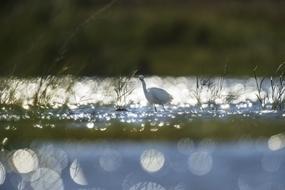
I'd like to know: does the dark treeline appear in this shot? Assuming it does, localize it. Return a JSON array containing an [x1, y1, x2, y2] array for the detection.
[[0, 0, 285, 76]]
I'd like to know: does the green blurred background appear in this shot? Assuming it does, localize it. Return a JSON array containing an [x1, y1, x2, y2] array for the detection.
[[1, 0, 285, 76]]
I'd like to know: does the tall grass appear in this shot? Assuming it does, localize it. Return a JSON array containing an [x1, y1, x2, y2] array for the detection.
[[113, 70, 137, 111], [1, 65, 285, 111], [192, 76, 203, 106], [253, 64, 285, 110], [32, 76, 58, 107], [31, 75, 77, 108], [192, 64, 237, 106], [0, 77, 21, 106]]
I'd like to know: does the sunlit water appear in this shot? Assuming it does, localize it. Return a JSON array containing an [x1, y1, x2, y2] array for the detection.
[[0, 76, 284, 126], [1, 76, 285, 189]]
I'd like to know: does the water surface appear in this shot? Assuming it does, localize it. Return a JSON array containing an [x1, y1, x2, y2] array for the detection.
[[1, 76, 285, 190]]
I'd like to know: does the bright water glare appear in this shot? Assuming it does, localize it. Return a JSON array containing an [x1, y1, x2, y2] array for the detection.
[[0, 76, 284, 126], [1, 76, 285, 190]]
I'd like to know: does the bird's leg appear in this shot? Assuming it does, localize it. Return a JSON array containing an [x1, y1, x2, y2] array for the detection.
[[153, 105, 157, 112], [162, 104, 166, 111]]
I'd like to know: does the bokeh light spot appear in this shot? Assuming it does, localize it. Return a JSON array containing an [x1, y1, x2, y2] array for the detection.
[[140, 149, 165, 173], [188, 151, 213, 176], [268, 133, 285, 151], [86, 122, 95, 129], [31, 168, 64, 190], [129, 181, 166, 190], [177, 138, 194, 155], [0, 161, 5, 185], [12, 149, 38, 174], [99, 148, 122, 172], [70, 159, 88, 186]]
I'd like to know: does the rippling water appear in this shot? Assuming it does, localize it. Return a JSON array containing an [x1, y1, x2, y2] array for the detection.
[[1, 76, 285, 190], [0, 76, 284, 124]]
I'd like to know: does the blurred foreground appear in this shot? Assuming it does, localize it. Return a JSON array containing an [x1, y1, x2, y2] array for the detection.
[[1, 139, 285, 190]]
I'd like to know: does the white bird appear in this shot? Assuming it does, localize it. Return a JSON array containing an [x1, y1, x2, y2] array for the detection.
[[139, 75, 173, 111]]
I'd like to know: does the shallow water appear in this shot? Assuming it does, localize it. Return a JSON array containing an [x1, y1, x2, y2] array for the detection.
[[1, 76, 285, 190], [0, 76, 282, 107], [0, 76, 285, 125]]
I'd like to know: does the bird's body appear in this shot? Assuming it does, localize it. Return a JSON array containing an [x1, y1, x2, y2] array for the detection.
[[139, 75, 173, 111]]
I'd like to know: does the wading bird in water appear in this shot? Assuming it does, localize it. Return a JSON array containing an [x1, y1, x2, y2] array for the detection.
[[139, 75, 173, 111]]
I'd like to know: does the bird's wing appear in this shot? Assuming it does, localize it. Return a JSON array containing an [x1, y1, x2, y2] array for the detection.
[[148, 87, 173, 103]]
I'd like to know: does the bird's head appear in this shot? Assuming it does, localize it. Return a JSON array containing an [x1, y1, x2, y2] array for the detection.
[[138, 75, 144, 81]]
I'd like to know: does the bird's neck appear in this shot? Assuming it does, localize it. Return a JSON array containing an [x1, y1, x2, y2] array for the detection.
[[141, 80, 148, 95]]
